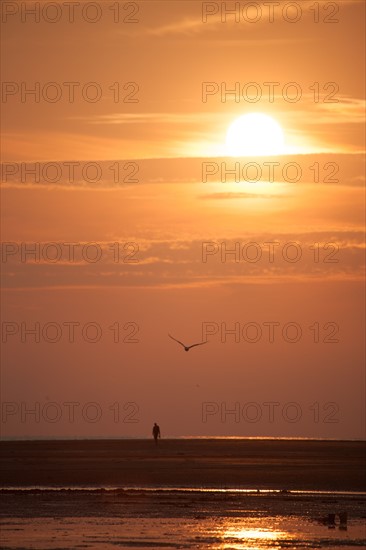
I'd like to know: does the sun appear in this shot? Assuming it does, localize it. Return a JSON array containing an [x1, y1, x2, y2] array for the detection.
[[226, 113, 285, 157]]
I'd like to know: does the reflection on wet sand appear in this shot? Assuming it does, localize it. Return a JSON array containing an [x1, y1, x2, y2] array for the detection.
[[1, 488, 365, 549], [214, 518, 292, 549], [1, 515, 365, 549], [211, 516, 364, 549]]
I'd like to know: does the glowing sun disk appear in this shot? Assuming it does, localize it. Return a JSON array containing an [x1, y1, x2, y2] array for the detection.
[[226, 113, 285, 156]]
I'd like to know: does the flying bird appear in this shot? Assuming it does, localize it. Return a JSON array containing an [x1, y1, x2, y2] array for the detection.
[[168, 334, 208, 352]]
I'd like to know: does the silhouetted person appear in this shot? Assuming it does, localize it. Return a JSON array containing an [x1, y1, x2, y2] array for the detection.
[[152, 422, 161, 445]]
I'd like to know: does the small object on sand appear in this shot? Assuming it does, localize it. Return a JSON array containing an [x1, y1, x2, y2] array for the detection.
[[339, 511, 348, 530], [327, 513, 336, 528]]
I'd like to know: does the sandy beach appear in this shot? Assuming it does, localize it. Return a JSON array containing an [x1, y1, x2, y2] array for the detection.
[[1, 439, 365, 491]]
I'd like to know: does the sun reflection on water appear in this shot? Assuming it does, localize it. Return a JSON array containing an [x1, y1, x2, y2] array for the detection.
[[213, 518, 294, 549], [225, 528, 284, 540]]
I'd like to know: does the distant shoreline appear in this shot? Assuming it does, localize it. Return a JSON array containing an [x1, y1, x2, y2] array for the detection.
[[1, 436, 365, 442]]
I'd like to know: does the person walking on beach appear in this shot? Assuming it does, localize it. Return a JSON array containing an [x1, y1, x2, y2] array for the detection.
[[152, 423, 161, 445]]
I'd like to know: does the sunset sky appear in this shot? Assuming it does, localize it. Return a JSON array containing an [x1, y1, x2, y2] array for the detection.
[[1, 0, 365, 439]]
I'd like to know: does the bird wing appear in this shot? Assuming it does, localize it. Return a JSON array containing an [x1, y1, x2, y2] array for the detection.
[[168, 334, 186, 348], [187, 341, 208, 350]]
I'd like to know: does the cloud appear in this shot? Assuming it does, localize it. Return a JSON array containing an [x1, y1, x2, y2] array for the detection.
[[200, 192, 288, 200], [147, 17, 210, 37], [83, 113, 220, 125], [297, 98, 366, 125], [1, 153, 364, 188], [128, 0, 364, 39], [2, 231, 364, 289]]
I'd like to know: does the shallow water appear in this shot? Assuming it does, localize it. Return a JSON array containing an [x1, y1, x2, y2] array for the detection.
[[1, 516, 365, 549], [0, 488, 365, 549]]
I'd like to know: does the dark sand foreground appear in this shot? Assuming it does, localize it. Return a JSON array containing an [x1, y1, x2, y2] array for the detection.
[[1, 439, 365, 491]]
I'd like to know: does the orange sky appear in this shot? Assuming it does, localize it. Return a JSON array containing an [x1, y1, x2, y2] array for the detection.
[[1, 0, 365, 439]]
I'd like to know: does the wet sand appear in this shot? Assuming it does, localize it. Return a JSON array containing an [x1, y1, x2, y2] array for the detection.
[[1, 439, 365, 491], [1, 514, 365, 550], [1, 486, 365, 549], [1, 440, 365, 549]]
